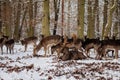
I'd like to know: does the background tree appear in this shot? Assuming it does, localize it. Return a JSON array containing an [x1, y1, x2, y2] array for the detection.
[[77, 0, 85, 39], [87, 0, 95, 39], [14, 0, 21, 41], [0, 1, 2, 34], [2, 0, 12, 38], [61, 0, 64, 36], [53, 0, 60, 35], [113, 0, 119, 37], [103, 0, 117, 39], [42, 0, 50, 37], [27, 0, 34, 37], [66, 0, 71, 37], [102, 0, 108, 39], [95, 0, 100, 37]]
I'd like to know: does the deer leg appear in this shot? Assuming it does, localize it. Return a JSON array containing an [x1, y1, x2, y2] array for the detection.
[[44, 46, 47, 57], [9, 47, 11, 54], [6, 47, 8, 54], [33, 48, 37, 56], [1, 46, 3, 54], [24, 45, 27, 52], [115, 49, 118, 59]]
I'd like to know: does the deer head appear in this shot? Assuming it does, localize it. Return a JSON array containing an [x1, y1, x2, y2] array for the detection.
[[33, 35, 62, 56], [21, 36, 38, 52]]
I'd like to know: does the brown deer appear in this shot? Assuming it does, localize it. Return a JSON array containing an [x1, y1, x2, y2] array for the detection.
[[51, 43, 63, 57], [33, 35, 62, 56], [97, 39, 120, 59], [60, 47, 86, 61], [21, 36, 38, 52], [5, 39, 15, 54], [82, 37, 101, 58], [0, 35, 9, 54]]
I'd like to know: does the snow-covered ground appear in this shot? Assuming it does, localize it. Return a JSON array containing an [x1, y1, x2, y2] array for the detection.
[[0, 43, 120, 80]]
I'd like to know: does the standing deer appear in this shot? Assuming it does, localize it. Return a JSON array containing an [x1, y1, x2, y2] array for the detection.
[[0, 35, 8, 54], [5, 39, 15, 54], [33, 35, 62, 56], [21, 36, 38, 52]]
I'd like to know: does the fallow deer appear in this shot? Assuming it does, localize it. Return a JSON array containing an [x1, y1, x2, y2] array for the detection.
[[60, 47, 86, 61], [5, 39, 15, 54], [21, 36, 38, 52], [97, 39, 120, 59], [0, 35, 8, 54], [82, 37, 101, 58], [51, 43, 63, 57], [33, 35, 62, 56], [63, 34, 83, 50]]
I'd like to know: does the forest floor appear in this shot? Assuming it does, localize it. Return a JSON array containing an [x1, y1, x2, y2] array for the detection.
[[0, 44, 120, 80]]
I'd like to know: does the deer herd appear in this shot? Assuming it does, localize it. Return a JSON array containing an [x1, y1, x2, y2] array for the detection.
[[0, 34, 120, 61]]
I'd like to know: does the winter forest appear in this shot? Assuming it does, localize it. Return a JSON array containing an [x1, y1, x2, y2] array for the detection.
[[0, 0, 120, 40], [0, 0, 120, 80]]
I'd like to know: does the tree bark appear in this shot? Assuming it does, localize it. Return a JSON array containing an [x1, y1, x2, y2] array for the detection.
[[103, 0, 117, 39], [87, 0, 94, 39], [42, 0, 50, 37], [102, 0, 108, 39], [77, 0, 85, 39], [28, 0, 34, 37], [53, 0, 60, 35]]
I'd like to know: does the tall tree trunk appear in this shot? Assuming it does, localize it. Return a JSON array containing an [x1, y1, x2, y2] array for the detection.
[[103, 0, 117, 39], [61, 0, 64, 36], [95, 0, 100, 37], [14, 0, 21, 41], [53, 0, 60, 35], [113, 1, 119, 37], [87, 0, 94, 39], [67, 0, 71, 37], [77, 0, 85, 39], [0, 1, 2, 33], [42, 0, 50, 37], [102, 0, 108, 39], [19, 5, 27, 39], [3, 0, 12, 37], [28, 0, 34, 37], [33, 1, 37, 30], [118, 0, 120, 38]]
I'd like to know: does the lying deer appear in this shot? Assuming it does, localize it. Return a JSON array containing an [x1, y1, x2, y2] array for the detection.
[[60, 47, 86, 61], [21, 36, 38, 52], [51, 34, 84, 58], [33, 35, 62, 56], [5, 39, 15, 54]]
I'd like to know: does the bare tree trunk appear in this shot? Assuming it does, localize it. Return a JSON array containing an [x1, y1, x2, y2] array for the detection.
[[0, 1, 2, 33], [19, 4, 27, 39], [14, 0, 21, 41], [118, 0, 120, 38], [2, 0, 12, 38], [102, 0, 108, 39], [42, 0, 50, 37], [103, 0, 117, 39], [113, 1, 119, 38], [77, 0, 85, 39], [87, 0, 94, 39], [61, 0, 64, 36], [67, 0, 71, 37], [95, 0, 100, 38], [53, 0, 60, 35], [28, 0, 34, 37]]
